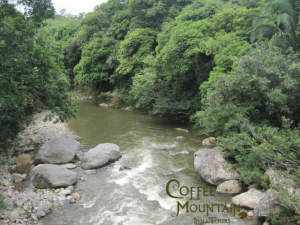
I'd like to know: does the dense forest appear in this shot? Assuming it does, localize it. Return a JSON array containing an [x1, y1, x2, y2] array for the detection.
[[1, 0, 300, 223]]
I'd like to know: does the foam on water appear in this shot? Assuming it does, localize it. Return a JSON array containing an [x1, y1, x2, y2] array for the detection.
[[81, 196, 100, 209]]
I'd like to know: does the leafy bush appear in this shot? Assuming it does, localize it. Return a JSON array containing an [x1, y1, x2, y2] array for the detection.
[[192, 45, 300, 136], [97, 90, 127, 108]]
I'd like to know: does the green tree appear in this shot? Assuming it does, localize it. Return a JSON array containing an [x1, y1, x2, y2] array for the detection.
[[74, 35, 117, 91], [117, 28, 157, 77], [251, 0, 299, 50], [0, 0, 76, 150], [192, 44, 300, 136]]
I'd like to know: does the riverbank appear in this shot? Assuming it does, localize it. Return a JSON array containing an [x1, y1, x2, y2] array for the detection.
[[0, 111, 78, 224]]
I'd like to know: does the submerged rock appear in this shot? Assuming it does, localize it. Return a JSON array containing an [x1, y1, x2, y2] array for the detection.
[[119, 166, 131, 171], [31, 164, 78, 188], [34, 136, 80, 164], [175, 128, 189, 133], [194, 147, 238, 185], [81, 143, 122, 169], [99, 103, 108, 107], [15, 154, 32, 165], [176, 136, 185, 140]]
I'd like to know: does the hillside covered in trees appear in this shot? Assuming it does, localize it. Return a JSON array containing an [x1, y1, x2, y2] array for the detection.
[[1, 0, 300, 223]]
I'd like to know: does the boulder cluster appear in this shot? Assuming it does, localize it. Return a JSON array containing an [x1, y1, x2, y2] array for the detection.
[[0, 112, 122, 224], [194, 141, 299, 224]]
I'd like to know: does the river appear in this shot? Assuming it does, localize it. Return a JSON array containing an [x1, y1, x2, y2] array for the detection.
[[41, 100, 262, 225]]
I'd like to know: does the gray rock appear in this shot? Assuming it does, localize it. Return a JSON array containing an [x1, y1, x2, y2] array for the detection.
[[146, 200, 161, 210], [194, 147, 238, 185], [4, 198, 15, 209], [31, 214, 38, 221], [266, 168, 297, 194], [9, 211, 19, 222], [60, 190, 71, 195], [34, 136, 80, 164], [232, 188, 266, 209], [35, 211, 46, 218], [7, 158, 15, 165], [247, 211, 254, 217], [11, 173, 27, 183], [119, 166, 131, 171], [217, 180, 243, 194], [31, 164, 78, 188], [254, 189, 278, 217], [31, 200, 39, 208], [15, 199, 25, 207], [81, 143, 122, 169], [58, 196, 66, 202], [15, 208, 25, 216], [71, 193, 78, 200], [60, 163, 78, 169], [66, 186, 74, 193], [20, 145, 35, 152], [38, 203, 52, 215], [202, 137, 217, 147]]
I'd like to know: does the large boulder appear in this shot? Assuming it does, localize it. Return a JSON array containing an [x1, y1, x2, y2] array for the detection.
[[194, 147, 238, 185], [232, 188, 266, 209], [217, 180, 243, 194], [254, 189, 278, 217], [31, 164, 78, 188], [266, 167, 298, 194], [81, 143, 121, 169], [34, 136, 80, 164]]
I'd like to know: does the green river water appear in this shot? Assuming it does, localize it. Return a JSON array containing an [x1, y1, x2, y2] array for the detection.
[[41, 100, 263, 225]]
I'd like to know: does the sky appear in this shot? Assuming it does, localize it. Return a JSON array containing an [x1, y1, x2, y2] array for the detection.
[[51, 0, 109, 15]]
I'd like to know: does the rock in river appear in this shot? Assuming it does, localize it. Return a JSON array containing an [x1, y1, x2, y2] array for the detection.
[[31, 164, 78, 188], [15, 154, 32, 165], [232, 188, 266, 209], [81, 143, 122, 169], [194, 146, 238, 186], [11, 173, 27, 183], [34, 136, 80, 164], [217, 180, 243, 194], [202, 137, 217, 147], [254, 189, 278, 217]]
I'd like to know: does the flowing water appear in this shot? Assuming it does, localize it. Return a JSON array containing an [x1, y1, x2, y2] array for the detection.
[[41, 100, 262, 225]]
